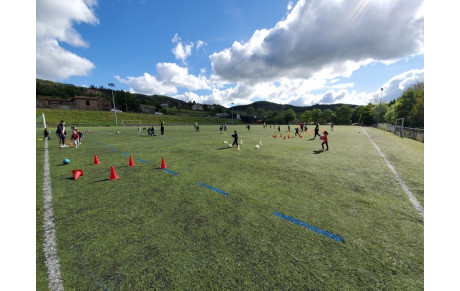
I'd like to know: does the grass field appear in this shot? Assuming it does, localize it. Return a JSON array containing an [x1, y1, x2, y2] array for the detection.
[[36, 124, 424, 290]]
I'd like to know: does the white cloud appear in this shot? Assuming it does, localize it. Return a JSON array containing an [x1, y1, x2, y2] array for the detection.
[[171, 33, 205, 64], [210, 0, 424, 84], [36, 0, 99, 80], [172, 68, 424, 107], [116, 62, 210, 95], [380, 69, 424, 102]]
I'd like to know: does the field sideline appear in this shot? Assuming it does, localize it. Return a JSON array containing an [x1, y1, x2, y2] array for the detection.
[[36, 124, 424, 290]]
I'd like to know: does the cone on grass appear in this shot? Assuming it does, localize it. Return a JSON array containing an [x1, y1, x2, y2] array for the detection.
[[109, 166, 119, 180], [128, 155, 135, 167], [284, 136, 286, 140], [72, 169, 83, 180], [160, 157, 168, 169], [94, 154, 100, 165]]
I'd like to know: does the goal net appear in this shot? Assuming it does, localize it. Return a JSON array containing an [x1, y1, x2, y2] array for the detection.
[[122, 120, 142, 126], [394, 118, 404, 137]]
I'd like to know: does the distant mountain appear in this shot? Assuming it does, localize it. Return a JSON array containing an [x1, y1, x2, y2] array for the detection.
[[232, 101, 358, 115], [36, 78, 357, 113]]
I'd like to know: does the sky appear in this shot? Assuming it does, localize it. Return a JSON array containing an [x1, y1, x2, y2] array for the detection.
[[35, 0, 424, 108]]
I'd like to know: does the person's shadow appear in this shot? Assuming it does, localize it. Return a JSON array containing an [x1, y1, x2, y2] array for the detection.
[[313, 150, 324, 154]]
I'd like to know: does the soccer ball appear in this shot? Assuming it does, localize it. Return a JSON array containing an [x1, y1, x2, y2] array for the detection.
[[63, 159, 70, 165]]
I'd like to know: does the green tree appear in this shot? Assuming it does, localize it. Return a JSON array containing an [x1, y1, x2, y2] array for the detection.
[[392, 82, 424, 127], [360, 103, 377, 124], [352, 106, 365, 123], [322, 109, 333, 123], [411, 95, 424, 128], [335, 105, 353, 124], [256, 108, 265, 120], [299, 110, 312, 123], [384, 105, 397, 125], [247, 106, 255, 116], [283, 108, 297, 124], [311, 109, 322, 122]]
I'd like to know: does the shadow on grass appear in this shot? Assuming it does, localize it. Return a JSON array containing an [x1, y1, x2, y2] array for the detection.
[[313, 150, 324, 154], [217, 147, 234, 150]]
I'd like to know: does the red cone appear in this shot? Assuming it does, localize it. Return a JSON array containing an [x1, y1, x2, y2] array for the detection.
[[94, 154, 100, 165], [72, 169, 83, 180], [283, 136, 286, 140], [128, 155, 135, 167], [109, 166, 119, 180], [160, 157, 167, 169]]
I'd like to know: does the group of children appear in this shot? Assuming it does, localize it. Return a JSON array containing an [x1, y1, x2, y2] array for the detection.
[[43, 119, 83, 148]]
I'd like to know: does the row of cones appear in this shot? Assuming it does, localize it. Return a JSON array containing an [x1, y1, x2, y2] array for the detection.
[[272, 134, 305, 139], [73, 155, 168, 180]]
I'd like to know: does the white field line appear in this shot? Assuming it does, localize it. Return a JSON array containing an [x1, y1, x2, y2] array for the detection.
[[43, 139, 65, 291], [362, 127, 424, 220]]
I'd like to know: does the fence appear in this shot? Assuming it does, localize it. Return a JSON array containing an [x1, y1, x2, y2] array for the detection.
[[377, 123, 424, 143]]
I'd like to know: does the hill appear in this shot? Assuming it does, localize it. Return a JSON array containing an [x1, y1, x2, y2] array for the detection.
[[232, 101, 358, 115], [36, 79, 358, 115]]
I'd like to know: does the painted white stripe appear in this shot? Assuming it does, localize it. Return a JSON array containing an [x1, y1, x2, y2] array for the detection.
[[43, 139, 65, 291], [362, 127, 424, 220]]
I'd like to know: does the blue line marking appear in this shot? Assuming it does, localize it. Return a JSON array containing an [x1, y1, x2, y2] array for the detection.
[[163, 169, 178, 175], [136, 158, 149, 164], [273, 211, 345, 242], [198, 182, 230, 196], [110, 148, 117, 151], [121, 153, 130, 157]]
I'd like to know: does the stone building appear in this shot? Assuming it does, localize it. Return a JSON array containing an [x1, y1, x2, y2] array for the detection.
[[36, 96, 112, 111]]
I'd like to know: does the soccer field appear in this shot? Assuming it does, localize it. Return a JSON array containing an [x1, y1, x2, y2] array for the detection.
[[36, 124, 424, 290]]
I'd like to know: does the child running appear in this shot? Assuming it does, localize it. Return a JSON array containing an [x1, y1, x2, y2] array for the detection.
[[71, 129, 80, 148], [320, 131, 329, 151]]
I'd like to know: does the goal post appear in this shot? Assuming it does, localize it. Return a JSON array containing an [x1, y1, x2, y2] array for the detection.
[[36, 112, 47, 129], [394, 118, 404, 137], [122, 120, 142, 126]]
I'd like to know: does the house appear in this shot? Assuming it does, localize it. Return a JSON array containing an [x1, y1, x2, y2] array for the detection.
[[191, 103, 203, 111], [161, 101, 170, 108], [36, 95, 112, 111]]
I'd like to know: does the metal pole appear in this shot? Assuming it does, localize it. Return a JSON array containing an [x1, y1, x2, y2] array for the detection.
[[231, 102, 234, 125], [377, 88, 383, 125], [108, 83, 117, 126], [124, 90, 128, 112]]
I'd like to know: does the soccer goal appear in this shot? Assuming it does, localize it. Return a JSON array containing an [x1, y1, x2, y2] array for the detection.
[[36, 112, 47, 129], [394, 118, 404, 137], [122, 120, 142, 126]]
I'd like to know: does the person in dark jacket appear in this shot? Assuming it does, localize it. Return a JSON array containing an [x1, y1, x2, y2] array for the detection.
[[231, 130, 238, 148], [314, 122, 321, 139], [56, 120, 67, 148]]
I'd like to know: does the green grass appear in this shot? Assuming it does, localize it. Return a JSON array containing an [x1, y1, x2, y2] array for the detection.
[[37, 108, 237, 127], [36, 125, 423, 290]]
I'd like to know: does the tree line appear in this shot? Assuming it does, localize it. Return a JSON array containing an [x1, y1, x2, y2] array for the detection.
[[245, 82, 424, 128]]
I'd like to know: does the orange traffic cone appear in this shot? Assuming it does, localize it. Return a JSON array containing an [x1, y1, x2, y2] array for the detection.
[[128, 155, 135, 167], [72, 169, 83, 180], [94, 154, 100, 165], [160, 157, 167, 169], [109, 166, 119, 180]]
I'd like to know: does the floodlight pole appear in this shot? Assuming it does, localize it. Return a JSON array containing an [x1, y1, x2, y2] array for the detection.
[[108, 83, 117, 126], [377, 88, 383, 125], [124, 90, 128, 112], [231, 102, 234, 125]]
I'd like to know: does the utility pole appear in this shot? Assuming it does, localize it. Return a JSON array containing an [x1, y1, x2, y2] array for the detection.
[[108, 83, 117, 126], [377, 88, 383, 125]]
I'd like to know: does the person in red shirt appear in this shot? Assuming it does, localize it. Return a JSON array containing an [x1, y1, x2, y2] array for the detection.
[[71, 129, 80, 148], [320, 131, 329, 151]]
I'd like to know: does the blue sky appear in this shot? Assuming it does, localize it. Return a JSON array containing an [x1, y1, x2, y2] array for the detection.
[[36, 0, 424, 107]]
